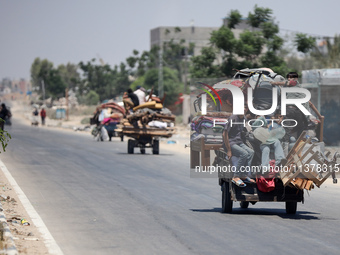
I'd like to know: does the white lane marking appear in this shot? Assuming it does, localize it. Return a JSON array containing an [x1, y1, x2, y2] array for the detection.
[[0, 160, 64, 255]]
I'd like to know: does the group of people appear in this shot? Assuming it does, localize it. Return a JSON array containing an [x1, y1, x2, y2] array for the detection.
[[222, 71, 300, 187], [32, 107, 46, 125]]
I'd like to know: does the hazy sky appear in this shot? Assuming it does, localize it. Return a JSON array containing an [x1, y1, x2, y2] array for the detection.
[[1, 0, 339, 80]]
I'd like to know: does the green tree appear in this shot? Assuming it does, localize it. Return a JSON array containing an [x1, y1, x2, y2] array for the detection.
[[84, 90, 100, 105], [30, 58, 54, 93], [143, 67, 183, 106], [226, 10, 242, 29], [45, 69, 67, 99], [114, 63, 131, 95], [190, 5, 289, 77], [210, 26, 236, 54], [126, 30, 195, 84], [247, 5, 272, 28], [130, 76, 145, 90], [57, 63, 81, 91], [190, 47, 224, 78], [294, 33, 316, 53], [30, 58, 71, 100], [236, 31, 264, 62], [78, 59, 129, 101]]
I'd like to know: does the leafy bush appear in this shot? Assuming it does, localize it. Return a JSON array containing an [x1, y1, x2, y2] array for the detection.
[[0, 119, 11, 153], [85, 90, 100, 105]]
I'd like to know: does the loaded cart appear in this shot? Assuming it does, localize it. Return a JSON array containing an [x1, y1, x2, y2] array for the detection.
[[190, 68, 339, 214], [117, 106, 176, 154], [216, 130, 338, 214], [90, 102, 125, 142]]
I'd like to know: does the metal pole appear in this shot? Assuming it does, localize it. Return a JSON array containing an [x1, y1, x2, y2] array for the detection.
[[184, 49, 187, 94], [41, 80, 45, 102], [158, 49, 163, 98], [317, 71, 321, 112], [318, 84, 321, 112], [65, 87, 69, 121]]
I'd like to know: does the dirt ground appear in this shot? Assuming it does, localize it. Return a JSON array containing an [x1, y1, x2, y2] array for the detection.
[[0, 166, 50, 255]]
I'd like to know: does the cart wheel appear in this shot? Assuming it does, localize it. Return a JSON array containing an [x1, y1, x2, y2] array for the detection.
[[140, 148, 145, 154], [152, 140, 159, 155], [285, 201, 297, 214], [128, 139, 134, 154], [221, 182, 233, 213], [240, 201, 249, 209]]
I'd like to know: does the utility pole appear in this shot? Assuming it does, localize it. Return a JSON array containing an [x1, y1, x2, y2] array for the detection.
[[158, 49, 163, 98], [317, 71, 321, 112], [41, 80, 45, 102], [183, 48, 188, 94], [65, 87, 69, 121]]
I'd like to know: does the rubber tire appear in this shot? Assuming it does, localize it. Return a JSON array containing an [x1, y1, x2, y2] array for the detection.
[[152, 140, 159, 155], [240, 201, 249, 209], [128, 139, 134, 154], [221, 182, 233, 213], [286, 201, 297, 214], [140, 148, 145, 154]]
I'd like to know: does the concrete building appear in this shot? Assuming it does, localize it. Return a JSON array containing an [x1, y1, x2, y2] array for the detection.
[[150, 26, 219, 56], [150, 19, 254, 55], [222, 18, 257, 38]]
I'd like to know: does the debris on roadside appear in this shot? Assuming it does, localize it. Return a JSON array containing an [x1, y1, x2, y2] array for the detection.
[[21, 219, 30, 226], [0, 194, 10, 201]]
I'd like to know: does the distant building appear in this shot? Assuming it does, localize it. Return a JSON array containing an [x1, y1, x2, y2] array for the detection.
[[222, 18, 257, 38], [11, 78, 32, 94], [150, 26, 219, 56], [150, 19, 258, 59], [0, 78, 32, 100]]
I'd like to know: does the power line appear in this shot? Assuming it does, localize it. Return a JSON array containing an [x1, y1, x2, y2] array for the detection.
[[280, 28, 335, 40]]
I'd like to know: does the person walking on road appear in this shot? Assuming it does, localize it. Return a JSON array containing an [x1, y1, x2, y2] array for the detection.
[[0, 103, 9, 130], [40, 108, 46, 125]]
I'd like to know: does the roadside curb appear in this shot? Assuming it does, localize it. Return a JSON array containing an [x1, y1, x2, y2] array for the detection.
[[0, 160, 64, 255], [0, 202, 18, 255]]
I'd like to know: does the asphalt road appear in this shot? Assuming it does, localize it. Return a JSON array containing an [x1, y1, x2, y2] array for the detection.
[[1, 121, 340, 255]]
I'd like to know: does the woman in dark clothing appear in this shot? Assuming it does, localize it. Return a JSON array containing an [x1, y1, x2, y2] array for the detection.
[[0, 103, 8, 130]]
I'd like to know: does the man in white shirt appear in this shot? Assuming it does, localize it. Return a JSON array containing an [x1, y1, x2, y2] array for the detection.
[[134, 86, 146, 105]]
